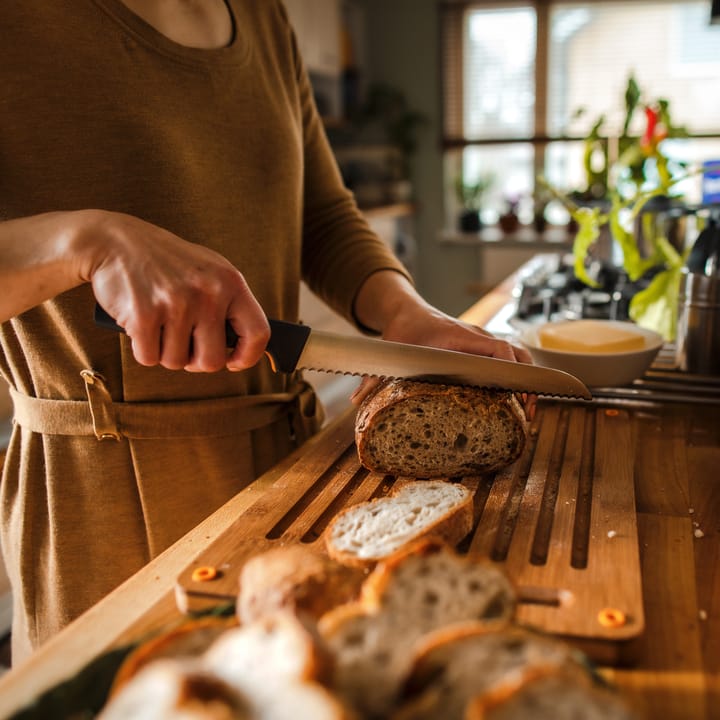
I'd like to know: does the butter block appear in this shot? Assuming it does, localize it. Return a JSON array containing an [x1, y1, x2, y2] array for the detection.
[[538, 320, 646, 353]]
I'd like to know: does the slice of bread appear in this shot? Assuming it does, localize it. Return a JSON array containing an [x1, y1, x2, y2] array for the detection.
[[203, 610, 332, 688], [355, 380, 527, 478], [318, 539, 516, 718], [202, 610, 355, 720], [465, 665, 637, 720], [324, 480, 474, 568], [98, 659, 251, 720], [108, 616, 238, 698], [237, 545, 366, 625], [393, 623, 592, 720]]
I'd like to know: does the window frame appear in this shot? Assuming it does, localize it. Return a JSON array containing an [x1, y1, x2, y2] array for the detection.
[[439, 0, 720, 197]]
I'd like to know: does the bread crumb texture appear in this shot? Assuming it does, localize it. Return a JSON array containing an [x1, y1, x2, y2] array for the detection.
[[355, 381, 527, 478], [325, 481, 472, 563]]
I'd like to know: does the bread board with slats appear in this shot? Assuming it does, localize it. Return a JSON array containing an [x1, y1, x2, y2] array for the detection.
[[175, 399, 644, 665]]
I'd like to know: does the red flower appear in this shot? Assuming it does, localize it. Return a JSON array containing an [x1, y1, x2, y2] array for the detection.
[[640, 105, 668, 155]]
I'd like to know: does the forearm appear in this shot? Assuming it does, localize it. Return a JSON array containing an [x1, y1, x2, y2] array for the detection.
[[0, 211, 91, 323]]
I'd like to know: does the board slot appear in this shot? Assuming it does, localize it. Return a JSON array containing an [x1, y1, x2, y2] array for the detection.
[[487, 413, 543, 561], [530, 405, 571, 565], [266, 444, 362, 540], [571, 409, 597, 569]]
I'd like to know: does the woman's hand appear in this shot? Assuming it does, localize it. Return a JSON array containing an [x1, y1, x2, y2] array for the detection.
[[77, 210, 270, 373], [350, 270, 536, 418]]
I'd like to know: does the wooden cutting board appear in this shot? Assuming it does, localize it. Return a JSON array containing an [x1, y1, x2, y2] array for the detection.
[[175, 400, 644, 665]]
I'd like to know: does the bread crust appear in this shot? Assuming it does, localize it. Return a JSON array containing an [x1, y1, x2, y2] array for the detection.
[[108, 616, 238, 698], [237, 545, 366, 624], [464, 664, 636, 720], [355, 381, 527, 478]]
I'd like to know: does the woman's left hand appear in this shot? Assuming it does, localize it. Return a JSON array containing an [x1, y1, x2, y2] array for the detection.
[[350, 272, 535, 418]]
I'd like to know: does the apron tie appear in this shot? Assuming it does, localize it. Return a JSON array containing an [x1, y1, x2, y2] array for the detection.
[[9, 372, 321, 442]]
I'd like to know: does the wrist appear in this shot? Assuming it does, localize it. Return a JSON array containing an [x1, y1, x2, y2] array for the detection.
[[353, 269, 428, 336]]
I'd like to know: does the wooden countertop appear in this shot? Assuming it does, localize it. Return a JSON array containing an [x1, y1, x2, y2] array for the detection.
[[0, 272, 718, 720]]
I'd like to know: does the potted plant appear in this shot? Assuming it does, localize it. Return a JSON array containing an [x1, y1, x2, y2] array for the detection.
[[455, 174, 493, 233], [541, 75, 693, 341]]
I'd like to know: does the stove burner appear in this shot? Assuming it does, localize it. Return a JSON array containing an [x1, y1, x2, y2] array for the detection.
[[513, 254, 654, 325]]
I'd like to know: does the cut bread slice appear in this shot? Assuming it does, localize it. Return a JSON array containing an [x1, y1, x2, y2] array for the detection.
[[355, 380, 527, 478], [237, 544, 366, 625], [109, 616, 238, 698], [465, 665, 637, 720], [203, 610, 332, 688], [98, 659, 251, 720], [324, 480, 473, 568], [393, 623, 593, 720], [202, 611, 355, 720], [318, 539, 516, 719]]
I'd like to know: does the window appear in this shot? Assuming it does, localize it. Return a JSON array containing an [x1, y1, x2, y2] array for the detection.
[[441, 0, 720, 229]]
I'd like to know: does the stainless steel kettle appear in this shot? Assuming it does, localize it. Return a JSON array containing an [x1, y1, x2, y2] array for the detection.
[[676, 214, 720, 375]]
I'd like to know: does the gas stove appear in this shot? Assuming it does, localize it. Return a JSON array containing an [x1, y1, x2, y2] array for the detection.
[[512, 253, 655, 326]]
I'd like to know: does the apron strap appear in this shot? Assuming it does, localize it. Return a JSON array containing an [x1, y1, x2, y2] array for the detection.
[[10, 370, 315, 441]]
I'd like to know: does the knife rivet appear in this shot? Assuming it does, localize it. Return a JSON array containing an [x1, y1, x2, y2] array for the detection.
[[604, 409, 620, 417], [192, 565, 219, 582]]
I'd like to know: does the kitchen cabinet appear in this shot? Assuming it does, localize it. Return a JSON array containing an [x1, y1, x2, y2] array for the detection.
[[283, 0, 341, 77]]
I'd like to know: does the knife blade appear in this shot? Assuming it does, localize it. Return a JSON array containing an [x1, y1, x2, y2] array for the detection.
[[94, 305, 591, 399]]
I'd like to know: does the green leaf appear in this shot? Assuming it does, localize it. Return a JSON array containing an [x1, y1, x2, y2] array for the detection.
[[629, 266, 683, 341], [571, 206, 605, 288]]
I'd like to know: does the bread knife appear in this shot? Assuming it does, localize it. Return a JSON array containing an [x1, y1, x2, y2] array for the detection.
[[94, 304, 591, 399]]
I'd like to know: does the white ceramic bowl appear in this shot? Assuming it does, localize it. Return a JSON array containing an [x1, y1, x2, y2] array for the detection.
[[519, 319, 664, 388]]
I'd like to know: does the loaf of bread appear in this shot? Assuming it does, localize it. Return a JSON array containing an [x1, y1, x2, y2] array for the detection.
[[393, 623, 595, 720], [318, 539, 517, 718], [237, 544, 366, 624], [323, 480, 473, 568], [464, 665, 637, 720], [355, 380, 527, 478]]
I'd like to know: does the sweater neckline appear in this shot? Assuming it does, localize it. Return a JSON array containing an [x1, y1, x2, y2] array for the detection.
[[90, 0, 251, 67]]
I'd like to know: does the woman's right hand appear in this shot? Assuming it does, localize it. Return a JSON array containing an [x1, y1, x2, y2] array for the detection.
[[0, 209, 269, 373], [78, 210, 269, 373]]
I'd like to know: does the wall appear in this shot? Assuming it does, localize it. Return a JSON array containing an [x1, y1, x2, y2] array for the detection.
[[358, 0, 483, 316]]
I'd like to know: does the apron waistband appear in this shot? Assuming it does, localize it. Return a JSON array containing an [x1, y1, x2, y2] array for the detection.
[[9, 370, 316, 441]]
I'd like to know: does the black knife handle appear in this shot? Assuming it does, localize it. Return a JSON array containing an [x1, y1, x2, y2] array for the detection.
[[94, 304, 311, 374], [94, 303, 241, 348]]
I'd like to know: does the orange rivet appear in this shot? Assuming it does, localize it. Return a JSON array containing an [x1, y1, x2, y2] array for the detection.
[[605, 409, 619, 417], [191, 565, 218, 582], [597, 607, 626, 628]]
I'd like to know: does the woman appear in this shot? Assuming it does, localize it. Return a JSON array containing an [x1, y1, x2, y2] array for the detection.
[[0, 0, 529, 662]]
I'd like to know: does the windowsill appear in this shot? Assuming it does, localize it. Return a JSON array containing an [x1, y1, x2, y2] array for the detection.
[[439, 224, 573, 247]]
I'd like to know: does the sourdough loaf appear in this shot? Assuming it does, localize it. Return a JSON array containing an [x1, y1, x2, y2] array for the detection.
[[355, 380, 527, 478], [318, 539, 517, 719], [323, 480, 473, 568]]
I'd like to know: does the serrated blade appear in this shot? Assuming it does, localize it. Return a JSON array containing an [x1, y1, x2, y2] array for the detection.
[[295, 329, 591, 399]]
